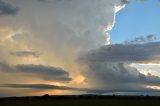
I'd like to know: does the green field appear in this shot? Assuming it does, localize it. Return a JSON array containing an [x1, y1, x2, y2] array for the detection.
[[1, 99, 160, 106]]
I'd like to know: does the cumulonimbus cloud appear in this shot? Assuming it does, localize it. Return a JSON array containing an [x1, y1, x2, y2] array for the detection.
[[0, 0, 157, 96], [0, 0, 128, 96]]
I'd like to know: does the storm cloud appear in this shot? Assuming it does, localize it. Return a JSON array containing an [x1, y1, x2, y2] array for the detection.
[[81, 42, 160, 63], [0, 0, 158, 96], [79, 41, 160, 91], [0, 0, 18, 15]]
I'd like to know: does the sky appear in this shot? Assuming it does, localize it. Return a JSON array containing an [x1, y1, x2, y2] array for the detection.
[[110, 0, 160, 44], [1, 0, 160, 97]]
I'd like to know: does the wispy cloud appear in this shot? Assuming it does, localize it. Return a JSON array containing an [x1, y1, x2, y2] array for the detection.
[[10, 51, 41, 58], [125, 34, 158, 44]]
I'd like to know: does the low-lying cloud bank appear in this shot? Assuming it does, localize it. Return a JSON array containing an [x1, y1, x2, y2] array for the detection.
[[1, 84, 76, 90], [2, 83, 160, 94]]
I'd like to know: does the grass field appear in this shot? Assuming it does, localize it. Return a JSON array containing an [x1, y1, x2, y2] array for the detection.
[[1, 95, 160, 106]]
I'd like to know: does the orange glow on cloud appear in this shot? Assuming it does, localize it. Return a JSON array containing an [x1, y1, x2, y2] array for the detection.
[[74, 75, 85, 83], [33, 90, 75, 96], [146, 86, 160, 90]]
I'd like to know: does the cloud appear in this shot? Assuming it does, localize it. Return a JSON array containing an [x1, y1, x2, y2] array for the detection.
[[0, 62, 12, 72], [135, 0, 147, 2], [0, 0, 127, 83], [16, 64, 72, 82], [0, 62, 72, 82], [37, 0, 50, 2], [14, 0, 126, 51], [121, 0, 130, 4], [2, 83, 160, 95], [125, 34, 158, 44], [1, 84, 76, 90], [0, 0, 155, 96], [10, 51, 41, 58], [0, 0, 128, 96], [0, 0, 19, 15], [79, 41, 160, 91], [80, 42, 160, 63]]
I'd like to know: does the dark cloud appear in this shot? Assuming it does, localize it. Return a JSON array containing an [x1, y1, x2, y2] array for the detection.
[[16, 64, 72, 82], [80, 42, 160, 62], [79, 41, 160, 91], [0, 0, 19, 15], [121, 0, 130, 4], [135, 0, 147, 2], [125, 34, 158, 44], [10, 51, 41, 58], [0, 62, 72, 82], [2, 83, 160, 94], [1, 84, 76, 90], [0, 62, 12, 72], [86, 89, 160, 94]]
